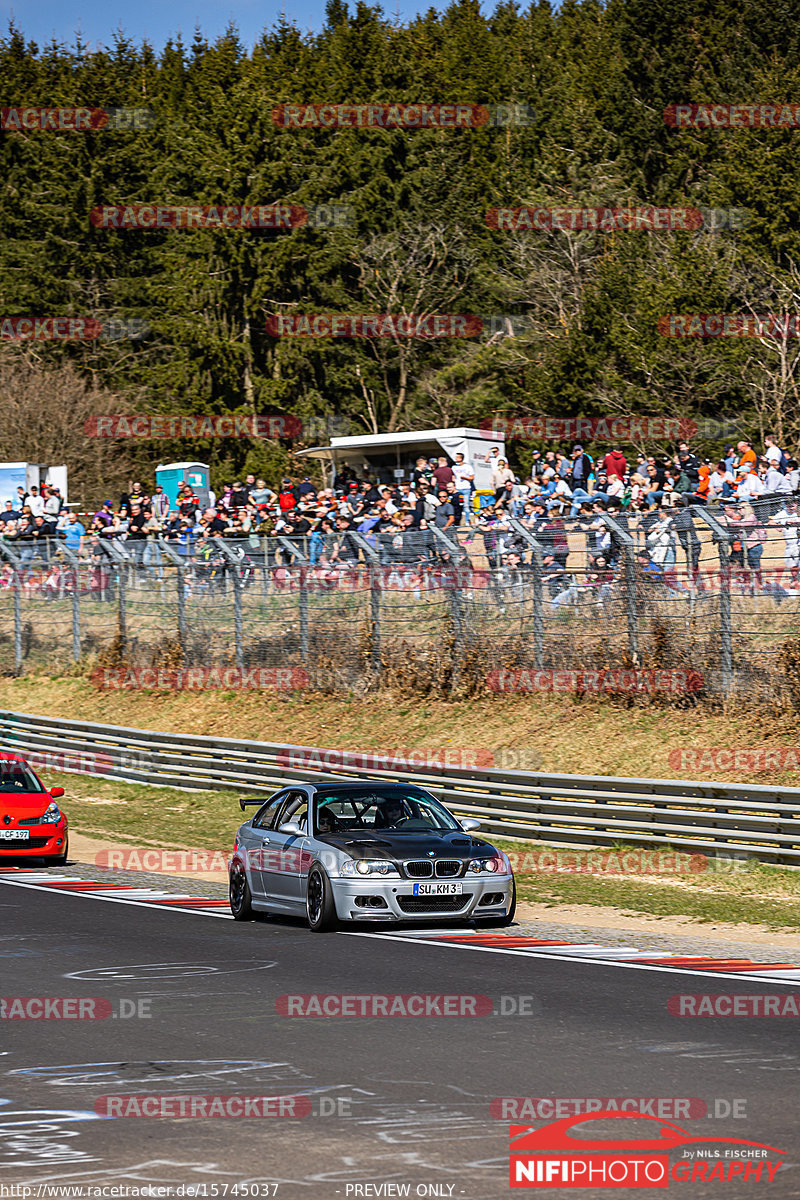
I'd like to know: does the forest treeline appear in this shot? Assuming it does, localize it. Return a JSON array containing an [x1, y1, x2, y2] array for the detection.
[[3, 0, 800, 498]]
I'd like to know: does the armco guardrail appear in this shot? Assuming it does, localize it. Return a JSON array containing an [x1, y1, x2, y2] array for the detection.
[[2, 709, 799, 864]]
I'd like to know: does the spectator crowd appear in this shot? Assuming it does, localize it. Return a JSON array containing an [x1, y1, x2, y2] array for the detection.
[[2, 435, 800, 608]]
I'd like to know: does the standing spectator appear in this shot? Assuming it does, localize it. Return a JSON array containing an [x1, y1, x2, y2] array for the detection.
[[740, 502, 766, 588], [491, 457, 515, 498], [250, 479, 276, 507], [603, 447, 627, 482], [278, 478, 298, 510], [27, 486, 45, 517], [444, 480, 464, 527], [432, 456, 455, 491], [646, 507, 677, 571], [151, 485, 170, 519], [770, 499, 800, 586], [452, 452, 474, 524], [63, 512, 85, 555], [764, 434, 787, 473], [126, 503, 148, 566], [736, 440, 757, 474], [412, 457, 433, 488], [43, 486, 61, 517], [568, 445, 593, 492], [434, 489, 455, 530]]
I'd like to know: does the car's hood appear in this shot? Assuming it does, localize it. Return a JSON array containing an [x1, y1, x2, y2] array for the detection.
[[316, 829, 497, 862], [0, 794, 51, 820]]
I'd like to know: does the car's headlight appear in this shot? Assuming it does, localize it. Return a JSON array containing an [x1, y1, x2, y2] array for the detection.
[[341, 859, 399, 877], [39, 803, 62, 825], [468, 856, 504, 873]]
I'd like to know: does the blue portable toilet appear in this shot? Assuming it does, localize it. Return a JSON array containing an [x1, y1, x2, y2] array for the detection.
[[155, 462, 210, 510]]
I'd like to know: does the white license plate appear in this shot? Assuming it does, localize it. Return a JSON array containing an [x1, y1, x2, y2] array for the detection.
[[412, 882, 462, 896], [0, 830, 29, 841]]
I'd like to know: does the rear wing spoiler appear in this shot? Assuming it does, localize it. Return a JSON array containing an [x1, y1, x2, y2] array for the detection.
[[239, 797, 265, 812]]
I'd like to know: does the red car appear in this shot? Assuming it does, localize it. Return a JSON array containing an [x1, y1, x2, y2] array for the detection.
[[0, 754, 68, 864]]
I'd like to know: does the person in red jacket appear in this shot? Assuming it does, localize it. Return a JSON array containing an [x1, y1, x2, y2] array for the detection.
[[603, 447, 627, 481]]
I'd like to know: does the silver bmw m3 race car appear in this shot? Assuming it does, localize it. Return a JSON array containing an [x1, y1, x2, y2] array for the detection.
[[228, 780, 516, 931]]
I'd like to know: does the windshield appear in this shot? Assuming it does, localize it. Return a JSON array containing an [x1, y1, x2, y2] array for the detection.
[[314, 786, 460, 834], [0, 762, 44, 793]]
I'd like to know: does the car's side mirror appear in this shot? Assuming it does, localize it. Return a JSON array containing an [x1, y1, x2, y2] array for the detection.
[[460, 817, 481, 831], [49, 786, 65, 799], [279, 821, 303, 836]]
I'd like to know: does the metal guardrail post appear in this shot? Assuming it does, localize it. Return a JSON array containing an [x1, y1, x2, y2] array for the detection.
[[350, 532, 382, 673], [602, 514, 638, 665], [693, 506, 733, 691], [55, 541, 82, 661], [509, 519, 544, 668]]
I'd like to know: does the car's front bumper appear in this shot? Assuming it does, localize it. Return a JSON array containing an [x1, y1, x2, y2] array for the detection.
[[0, 822, 67, 858], [331, 873, 514, 922]]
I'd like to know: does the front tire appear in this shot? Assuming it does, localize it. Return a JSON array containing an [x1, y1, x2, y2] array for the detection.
[[229, 862, 254, 920], [306, 865, 337, 932]]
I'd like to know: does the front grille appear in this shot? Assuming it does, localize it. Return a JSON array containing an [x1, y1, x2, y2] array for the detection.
[[435, 860, 462, 878], [0, 837, 50, 849], [397, 895, 470, 914], [405, 861, 433, 878]]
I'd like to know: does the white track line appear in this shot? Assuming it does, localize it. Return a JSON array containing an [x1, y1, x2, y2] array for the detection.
[[0, 876, 233, 918], [344, 930, 800, 985]]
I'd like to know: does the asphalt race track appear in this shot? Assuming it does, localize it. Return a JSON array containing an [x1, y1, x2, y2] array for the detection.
[[2, 883, 800, 1198]]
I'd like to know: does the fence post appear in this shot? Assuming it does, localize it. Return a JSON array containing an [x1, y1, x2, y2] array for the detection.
[[158, 538, 187, 653], [275, 537, 310, 661], [212, 538, 245, 671], [0, 543, 23, 673], [601, 514, 638, 665], [692, 506, 733, 692], [509, 519, 544, 668], [349, 532, 382, 674], [56, 543, 82, 662]]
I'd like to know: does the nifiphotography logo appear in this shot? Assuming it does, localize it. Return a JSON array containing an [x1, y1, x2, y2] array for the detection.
[[509, 1111, 784, 1188]]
